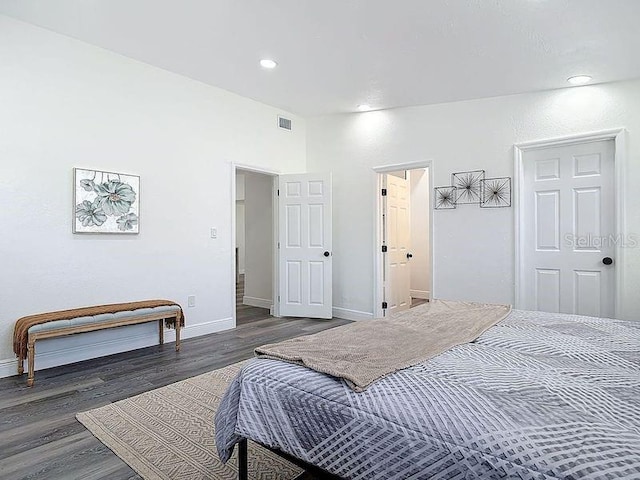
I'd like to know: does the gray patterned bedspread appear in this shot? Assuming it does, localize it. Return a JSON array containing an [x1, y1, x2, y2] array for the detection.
[[215, 309, 640, 479]]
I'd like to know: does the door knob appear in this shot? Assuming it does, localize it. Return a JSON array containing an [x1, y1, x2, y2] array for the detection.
[[406, 253, 413, 259], [323, 251, 331, 257], [602, 257, 613, 265]]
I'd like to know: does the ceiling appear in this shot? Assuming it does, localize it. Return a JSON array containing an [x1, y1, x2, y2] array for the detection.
[[1, 0, 639, 116]]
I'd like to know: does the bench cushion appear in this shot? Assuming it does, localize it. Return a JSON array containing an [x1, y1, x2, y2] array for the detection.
[[28, 305, 181, 334], [14, 300, 184, 360]]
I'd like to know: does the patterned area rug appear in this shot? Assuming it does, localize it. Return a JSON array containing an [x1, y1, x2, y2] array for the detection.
[[76, 361, 302, 480]]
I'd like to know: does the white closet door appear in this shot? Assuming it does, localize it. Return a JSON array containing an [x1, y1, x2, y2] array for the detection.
[[522, 140, 615, 317], [278, 173, 332, 319]]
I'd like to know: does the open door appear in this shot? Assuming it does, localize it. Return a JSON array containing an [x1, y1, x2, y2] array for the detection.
[[384, 173, 411, 315], [278, 173, 332, 318]]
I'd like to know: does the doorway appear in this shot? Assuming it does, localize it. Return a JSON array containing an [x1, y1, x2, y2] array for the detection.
[[235, 168, 276, 325], [373, 162, 433, 318], [232, 166, 334, 325], [514, 129, 626, 318]]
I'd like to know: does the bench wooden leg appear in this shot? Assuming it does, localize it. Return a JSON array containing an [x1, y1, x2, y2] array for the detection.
[[175, 316, 181, 352], [17, 356, 24, 376], [158, 319, 164, 345], [27, 339, 35, 387]]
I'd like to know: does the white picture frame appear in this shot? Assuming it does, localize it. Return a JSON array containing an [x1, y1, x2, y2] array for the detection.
[[73, 168, 140, 234]]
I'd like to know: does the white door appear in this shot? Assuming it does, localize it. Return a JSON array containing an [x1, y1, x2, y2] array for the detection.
[[384, 174, 411, 315], [521, 140, 615, 317], [278, 173, 332, 318]]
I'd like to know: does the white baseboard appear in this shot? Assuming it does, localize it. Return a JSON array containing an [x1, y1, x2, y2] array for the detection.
[[0, 357, 16, 379], [0, 316, 234, 379], [410, 289, 430, 299], [332, 306, 375, 321], [243, 296, 272, 309], [164, 317, 234, 342]]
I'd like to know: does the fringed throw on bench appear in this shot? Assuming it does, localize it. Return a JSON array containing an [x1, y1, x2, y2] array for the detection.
[[13, 299, 184, 361]]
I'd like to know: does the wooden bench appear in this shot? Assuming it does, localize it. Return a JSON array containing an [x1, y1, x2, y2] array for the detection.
[[16, 304, 182, 387]]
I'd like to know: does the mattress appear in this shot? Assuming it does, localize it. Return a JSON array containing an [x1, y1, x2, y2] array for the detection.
[[215, 309, 640, 479]]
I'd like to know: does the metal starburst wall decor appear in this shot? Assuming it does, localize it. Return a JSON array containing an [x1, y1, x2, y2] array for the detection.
[[434, 186, 457, 210], [452, 170, 485, 204], [434, 169, 511, 210], [480, 177, 511, 208]]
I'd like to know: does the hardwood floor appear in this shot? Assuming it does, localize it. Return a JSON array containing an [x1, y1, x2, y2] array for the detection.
[[411, 297, 428, 308], [236, 274, 272, 326], [0, 315, 351, 480]]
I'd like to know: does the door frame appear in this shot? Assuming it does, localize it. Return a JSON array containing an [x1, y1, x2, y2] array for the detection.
[[372, 160, 434, 318], [231, 162, 280, 325], [513, 128, 627, 318]]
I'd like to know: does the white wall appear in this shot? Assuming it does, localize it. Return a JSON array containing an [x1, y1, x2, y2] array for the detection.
[[243, 172, 274, 307], [409, 169, 430, 298], [0, 16, 306, 377], [307, 79, 640, 320]]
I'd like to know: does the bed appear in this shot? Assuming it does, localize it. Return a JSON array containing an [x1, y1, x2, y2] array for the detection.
[[215, 306, 640, 479]]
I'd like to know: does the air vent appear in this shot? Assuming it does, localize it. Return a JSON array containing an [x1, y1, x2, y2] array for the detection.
[[278, 116, 292, 131]]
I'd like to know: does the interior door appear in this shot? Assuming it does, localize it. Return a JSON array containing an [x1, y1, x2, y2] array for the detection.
[[384, 173, 411, 315], [278, 173, 332, 319], [521, 140, 615, 317]]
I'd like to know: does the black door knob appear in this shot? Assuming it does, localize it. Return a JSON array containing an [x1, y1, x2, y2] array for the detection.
[[406, 253, 413, 259], [602, 257, 613, 265], [323, 251, 330, 257]]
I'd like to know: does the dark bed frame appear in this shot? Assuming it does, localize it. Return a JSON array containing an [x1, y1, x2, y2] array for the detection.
[[237, 438, 344, 480]]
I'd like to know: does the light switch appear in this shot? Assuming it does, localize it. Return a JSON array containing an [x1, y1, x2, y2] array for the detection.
[[187, 295, 196, 307], [210, 228, 217, 239]]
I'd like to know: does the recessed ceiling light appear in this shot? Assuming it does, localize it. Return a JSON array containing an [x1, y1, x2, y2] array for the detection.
[[260, 59, 277, 69], [567, 75, 592, 85], [357, 104, 372, 111]]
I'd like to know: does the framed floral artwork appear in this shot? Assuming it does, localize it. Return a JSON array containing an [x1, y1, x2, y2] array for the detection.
[[73, 168, 140, 234]]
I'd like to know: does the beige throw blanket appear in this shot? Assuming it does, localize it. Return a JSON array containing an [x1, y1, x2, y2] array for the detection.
[[255, 300, 511, 391]]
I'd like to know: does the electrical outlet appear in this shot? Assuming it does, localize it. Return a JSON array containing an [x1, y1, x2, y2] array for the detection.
[[210, 228, 217, 239], [187, 295, 196, 307]]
